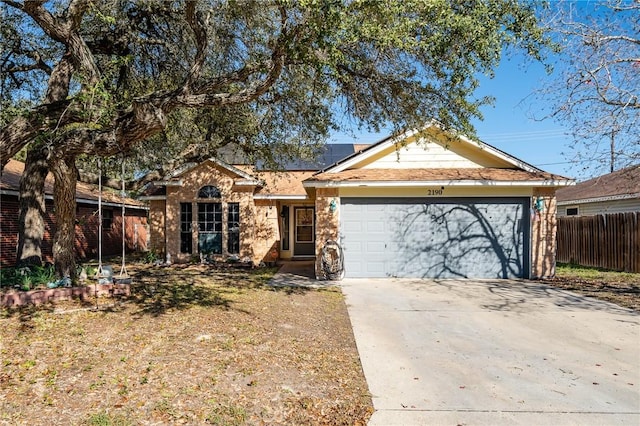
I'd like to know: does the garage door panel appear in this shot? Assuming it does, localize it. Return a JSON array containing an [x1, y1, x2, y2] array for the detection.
[[340, 198, 529, 279]]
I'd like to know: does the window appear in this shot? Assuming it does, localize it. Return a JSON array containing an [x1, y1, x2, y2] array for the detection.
[[281, 206, 290, 251], [102, 209, 113, 229], [227, 203, 240, 254], [295, 207, 314, 243], [180, 203, 192, 253], [566, 207, 579, 216], [198, 203, 222, 254], [198, 185, 221, 199]]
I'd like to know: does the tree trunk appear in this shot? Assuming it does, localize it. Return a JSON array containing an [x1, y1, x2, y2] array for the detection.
[[50, 155, 78, 280], [16, 148, 49, 266]]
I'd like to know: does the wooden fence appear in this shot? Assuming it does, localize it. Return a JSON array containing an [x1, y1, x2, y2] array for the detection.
[[557, 212, 640, 273]]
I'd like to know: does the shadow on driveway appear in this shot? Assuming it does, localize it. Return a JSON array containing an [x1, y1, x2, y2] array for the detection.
[[341, 278, 640, 426]]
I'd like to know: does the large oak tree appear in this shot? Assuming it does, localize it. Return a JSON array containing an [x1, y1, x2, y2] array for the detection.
[[1, 0, 550, 278]]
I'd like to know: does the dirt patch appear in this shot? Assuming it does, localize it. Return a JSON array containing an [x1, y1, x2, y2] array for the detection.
[[0, 264, 373, 425], [544, 270, 639, 312]]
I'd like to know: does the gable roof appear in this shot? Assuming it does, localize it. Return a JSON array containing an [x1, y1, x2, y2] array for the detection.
[[169, 157, 260, 184], [316, 125, 545, 175], [1, 159, 146, 209], [253, 171, 315, 199], [304, 125, 572, 187], [556, 165, 640, 204]]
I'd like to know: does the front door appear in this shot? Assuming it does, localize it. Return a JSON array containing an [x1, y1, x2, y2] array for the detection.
[[293, 207, 315, 256]]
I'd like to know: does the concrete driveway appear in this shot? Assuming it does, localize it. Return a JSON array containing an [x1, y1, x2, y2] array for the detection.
[[340, 278, 640, 425]]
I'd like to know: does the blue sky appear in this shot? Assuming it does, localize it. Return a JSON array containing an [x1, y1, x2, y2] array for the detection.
[[330, 54, 576, 178]]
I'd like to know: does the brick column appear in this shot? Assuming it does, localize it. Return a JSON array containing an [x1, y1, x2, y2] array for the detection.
[[531, 187, 557, 279], [315, 188, 340, 279]]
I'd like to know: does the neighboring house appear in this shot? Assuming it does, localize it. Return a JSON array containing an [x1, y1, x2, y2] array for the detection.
[[557, 165, 640, 217], [1, 159, 149, 267], [144, 125, 572, 280]]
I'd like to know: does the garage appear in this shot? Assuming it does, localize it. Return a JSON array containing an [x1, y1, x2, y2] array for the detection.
[[340, 197, 530, 279]]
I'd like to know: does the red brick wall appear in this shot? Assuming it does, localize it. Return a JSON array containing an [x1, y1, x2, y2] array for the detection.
[[0, 196, 20, 267], [1, 194, 147, 267]]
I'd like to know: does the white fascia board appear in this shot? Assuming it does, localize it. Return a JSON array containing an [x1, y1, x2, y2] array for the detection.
[[2, 190, 148, 209], [253, 194, 309, 200], [138, 195, 167, 201], [152, 180, 183, 186], [328, 128, 420, 173], [455, 133, 541, 173], [75, 198, 149, 210], [304, 179, 574, 188], [557, 193, 640, 206], [325, 123, 548, 175], [234, 179, 261, 186]]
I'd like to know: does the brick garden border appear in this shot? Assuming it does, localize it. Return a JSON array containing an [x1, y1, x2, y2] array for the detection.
[[1, 283, 131, 308]]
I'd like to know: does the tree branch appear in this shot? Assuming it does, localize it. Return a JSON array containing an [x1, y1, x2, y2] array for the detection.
[[183, 1, 208, 92]]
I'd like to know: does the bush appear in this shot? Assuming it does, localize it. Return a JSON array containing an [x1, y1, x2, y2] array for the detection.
[[0, 264, 56, 291]]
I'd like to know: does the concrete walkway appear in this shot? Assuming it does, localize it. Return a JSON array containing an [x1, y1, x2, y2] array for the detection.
[[268, 261, 334, 289], [341, 278, 640, 426]]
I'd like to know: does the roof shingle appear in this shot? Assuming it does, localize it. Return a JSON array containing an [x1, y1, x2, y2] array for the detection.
[[306, 168, 568, 183], [556, 165, 640, 202], [2, 159, 145, 207]]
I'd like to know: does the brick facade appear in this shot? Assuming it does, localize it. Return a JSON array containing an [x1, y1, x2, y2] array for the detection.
[[531, 187, 557, 279], [1, 193, 148, 268], [314, 188, 340, 278], [163, 162, 263, 264]]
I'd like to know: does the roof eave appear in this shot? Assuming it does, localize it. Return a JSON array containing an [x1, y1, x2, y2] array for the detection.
[[303, 179, 574, 188], [557, 192, 640, 206], [253, 194, 309, 200], [152, 180, 183, 187]]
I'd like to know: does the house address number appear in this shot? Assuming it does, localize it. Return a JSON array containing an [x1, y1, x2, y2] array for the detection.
[[427, 187, 445, 196]]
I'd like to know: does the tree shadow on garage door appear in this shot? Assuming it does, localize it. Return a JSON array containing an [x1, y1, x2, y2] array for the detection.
[[391, 202, 527, 279]]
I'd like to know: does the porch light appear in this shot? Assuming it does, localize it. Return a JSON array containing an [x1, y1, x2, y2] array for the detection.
[[535, 197, 545, 212], [329, 198, 337, 213]]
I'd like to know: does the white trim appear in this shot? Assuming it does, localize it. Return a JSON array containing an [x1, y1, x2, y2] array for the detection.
[[304, 179, 574, 188], [253, 194, 309, 200], [327, 128, 420, 173], [557, 193, 640, 206], [234, 178, 262, 186], [75, 198, 148, 210], [139, 195, 167, 201], [1, 190, 147, 210], [319, 123, 548, 175], [152, 180, 183, 186], [454, 132, 541, 173], [564, 205, 580, 216], [171, 157, 259, 182]]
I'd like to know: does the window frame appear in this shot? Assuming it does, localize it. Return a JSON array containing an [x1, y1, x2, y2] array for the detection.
[[565, 206, 579, 216], [227, 202, 240, 255], [198, 202, 223, 254]]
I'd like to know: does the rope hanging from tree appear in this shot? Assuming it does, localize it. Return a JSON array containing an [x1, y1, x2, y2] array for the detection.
[[115, 156, 132, 284]]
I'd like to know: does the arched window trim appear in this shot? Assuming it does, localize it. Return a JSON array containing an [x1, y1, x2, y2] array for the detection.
[[198, 185, 221, 199]]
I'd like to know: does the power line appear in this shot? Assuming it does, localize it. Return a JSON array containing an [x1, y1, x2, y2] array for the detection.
[[533, 160, 580, 166]]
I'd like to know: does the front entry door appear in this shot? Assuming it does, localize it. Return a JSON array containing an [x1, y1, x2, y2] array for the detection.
[[293, 207, 315, 256]]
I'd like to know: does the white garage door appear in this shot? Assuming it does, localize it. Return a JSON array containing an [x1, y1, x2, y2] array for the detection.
[[340, 198, 530, 279]]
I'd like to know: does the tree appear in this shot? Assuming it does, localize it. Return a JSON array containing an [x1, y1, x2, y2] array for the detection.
[[538, 0, 639, 177], [1, 0, 550, 278]]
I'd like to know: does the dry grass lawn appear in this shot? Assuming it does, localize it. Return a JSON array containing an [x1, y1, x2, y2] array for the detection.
[[546, 264, 639, 312], [0, 264, 373, 425]]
